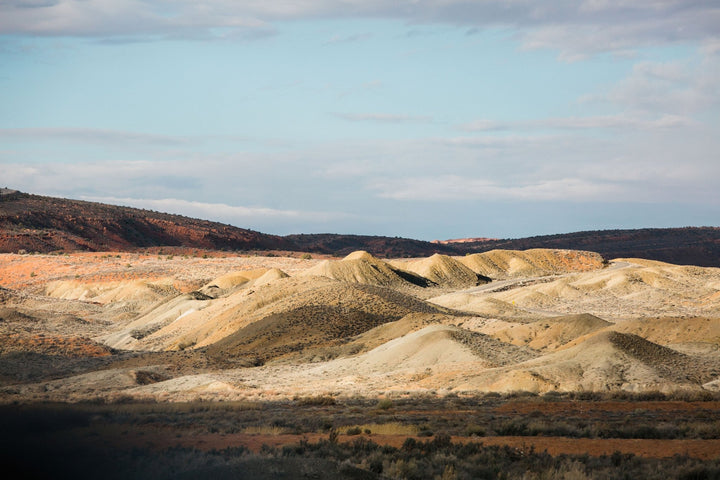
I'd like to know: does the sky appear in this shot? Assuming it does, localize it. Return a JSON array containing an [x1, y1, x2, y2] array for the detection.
[[1, 1, 719, 241]]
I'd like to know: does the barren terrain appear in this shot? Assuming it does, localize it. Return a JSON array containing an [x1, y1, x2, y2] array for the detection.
[[1, 246, 719, 477], [1, 248, 719, 401]]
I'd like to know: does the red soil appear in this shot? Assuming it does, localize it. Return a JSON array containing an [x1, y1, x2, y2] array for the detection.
[[103, 430, 720, 460], [495, 401, 720, 418], [0, 334, 113, 357]]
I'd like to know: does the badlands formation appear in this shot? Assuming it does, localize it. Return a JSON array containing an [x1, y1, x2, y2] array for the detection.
[[0, 248, 719, 403]]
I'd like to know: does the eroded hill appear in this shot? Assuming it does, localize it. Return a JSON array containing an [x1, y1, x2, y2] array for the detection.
[[0, 247, 719, 403]]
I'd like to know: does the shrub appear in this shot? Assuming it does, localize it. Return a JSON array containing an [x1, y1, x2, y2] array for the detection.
[[465, 424, 486, 437], [296, 395, 336, 406], [376, 399, 393, 410], [344, 423, 417, 435], [177, 340, 196, 351]]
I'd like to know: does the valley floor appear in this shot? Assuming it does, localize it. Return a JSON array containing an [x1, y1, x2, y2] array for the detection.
[[2, 395, 720, 479]]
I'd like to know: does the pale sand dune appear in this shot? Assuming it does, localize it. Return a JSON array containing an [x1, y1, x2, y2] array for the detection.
[[3, 249, 720, 403], [105, 274, 451, 354], [458, 248, 605, 278], [128, 325, 491, 400], [251, 268, 289, 287], [200, 271, 254, 290], [276, 312, 460, 363], [298, 251, 424, 288], [335, 325, 481, 372], [198, 268, 286, 297], [100, 293, 213, 350], [491, 313, 612, 351], [10, 325, 482, 401], [428, 293, 545, 320], [45, 278, 178, 304], [119, 330, 712, 401], [401, 253, 487, 288], [609, 316, 720, 346], [438, 260, 720, 319], [10, 327, 713, 402], [455, 330, 715, 394]]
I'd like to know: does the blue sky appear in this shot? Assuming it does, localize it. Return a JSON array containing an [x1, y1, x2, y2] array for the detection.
[[1, 1, 719, 240]]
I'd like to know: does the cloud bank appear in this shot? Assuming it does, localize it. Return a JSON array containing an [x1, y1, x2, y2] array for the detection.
[[3, 1, 719, 239], [2, 1, 719, 57]]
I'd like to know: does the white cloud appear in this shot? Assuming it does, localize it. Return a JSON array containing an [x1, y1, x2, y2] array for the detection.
[[437, 134, 563, 150], [80, 196, 344, 222], [0, 0, 271, 38], [460, 113, 697, 132], [3, 0, 718, 58], [0, 127, 297, 152], [0, 127, 189, 146], [4, 121, 720, 236], [369, 175, 622, 202], [601, 57, 720, 114], [324, 32, 372, 45]]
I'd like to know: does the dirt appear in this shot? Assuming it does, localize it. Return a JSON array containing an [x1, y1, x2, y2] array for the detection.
[[0, 251, 319, 290], [67, 428, 720, 460], [495, 400, 720, 416], [0, 333, 113, 357]]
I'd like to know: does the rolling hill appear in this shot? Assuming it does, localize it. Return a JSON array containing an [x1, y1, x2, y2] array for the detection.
[[0, 190, 291, 253], [2, 190, 720, 266], [1, 245, 719, 402]]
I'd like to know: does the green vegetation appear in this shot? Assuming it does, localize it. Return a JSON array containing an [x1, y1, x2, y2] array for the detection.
[[376, 398, 393, 410]]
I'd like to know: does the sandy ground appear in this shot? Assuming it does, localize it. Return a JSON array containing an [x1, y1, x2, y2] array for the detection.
[[71, 428, 720, 460]]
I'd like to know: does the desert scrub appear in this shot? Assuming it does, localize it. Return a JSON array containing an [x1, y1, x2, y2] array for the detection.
[[465, 424, 486, 437], [177, 340, 196, 350], [339, 423, 419, 436], [242, 425, 289, 435], [376, 399, 393, 410], [130, 324, 163, 340], [295, 395, 336, 406]]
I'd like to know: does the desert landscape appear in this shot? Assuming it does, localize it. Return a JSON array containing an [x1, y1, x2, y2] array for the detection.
[[5, 0, 720, 475], [1, 236, 719, 478], [2, 246, 718, 402]]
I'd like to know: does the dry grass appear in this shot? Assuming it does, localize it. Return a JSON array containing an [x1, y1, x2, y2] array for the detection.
[[339, 422, 419, 435], [242, 425, 289, 435]]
